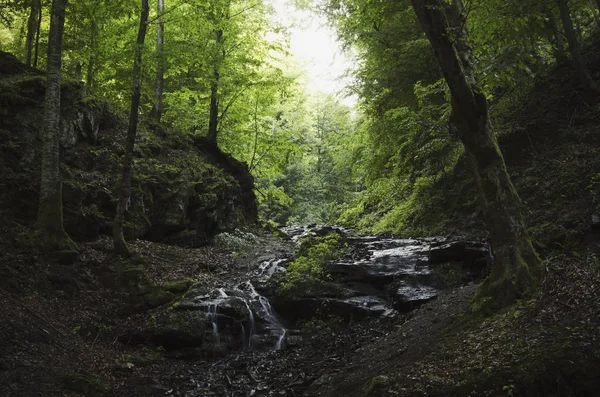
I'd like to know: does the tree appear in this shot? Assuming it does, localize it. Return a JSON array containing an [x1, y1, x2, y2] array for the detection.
[[37, 0, 76, 251], [113, 0, 150, 256], [409, 0, 543, 311], [24, 0, 41, 66], [151, 0, 165, 122], [556, 0, 597, 96]]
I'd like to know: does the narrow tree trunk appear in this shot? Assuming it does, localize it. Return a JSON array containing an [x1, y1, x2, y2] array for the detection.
[[75, 62, 82, 81], [556, 0, 597, 95], [547, 11, 566, 62], [410, 0, 543, 312], [113, 0, 150, 257], [249, 94, 260, 171], [37, 0, 76, 252], [25, 0, 40, 66], [152, 0, 165, 122], [207, 29, 223, 143], [33, 0, 42, 67], [85, 21, 97, 90]]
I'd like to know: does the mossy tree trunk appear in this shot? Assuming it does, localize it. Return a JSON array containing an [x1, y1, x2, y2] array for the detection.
[[151, 0, 165, 122], [410, 0, 543, 311], [556, 0, 597, 97], [113, 0, 149, 257], [37, 0, 76, 252]]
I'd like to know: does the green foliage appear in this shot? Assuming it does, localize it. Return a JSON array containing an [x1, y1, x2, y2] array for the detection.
[[279, 233, 344, 293]]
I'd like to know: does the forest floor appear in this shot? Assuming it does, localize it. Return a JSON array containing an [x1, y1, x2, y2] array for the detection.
[[1, 221, 599, 397]]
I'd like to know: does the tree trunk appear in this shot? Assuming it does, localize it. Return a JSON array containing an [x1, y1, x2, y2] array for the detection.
[[410, 0, 543, 312], [546, 11, 566, 62], [207, 29, 223, 143], [556, 0, 597, 96], [85, 19, 98, 93], [25, 0, 40, 66], [37, 0, 76, 252], [113, 0, 150, 257], [33, 1, 42, 67], [151, 0, 165, 122], [85, 21, 97, 91]]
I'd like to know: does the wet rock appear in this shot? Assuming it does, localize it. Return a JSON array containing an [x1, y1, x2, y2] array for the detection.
[[391, 280, 438, 311], [272, 295, 388, 322], [429, 240, 490, 269]]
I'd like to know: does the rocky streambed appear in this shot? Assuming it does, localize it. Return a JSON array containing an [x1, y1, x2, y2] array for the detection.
[[120, 226, 491, 396]]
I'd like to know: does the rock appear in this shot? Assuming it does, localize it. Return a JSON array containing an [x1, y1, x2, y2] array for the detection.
[[143, 310, 208, 350], [62, 372, 111, 397], [107, 265, 153, 296], [429, 241, 466, 263], [429, 240, 490, 269], [144, 287, 176, 309], [391, 280, 438, 311], [162, 278, 195, 294], [213, 229, 260, 250], [272, 295, 388, 322], [362, 375, 390, 397]]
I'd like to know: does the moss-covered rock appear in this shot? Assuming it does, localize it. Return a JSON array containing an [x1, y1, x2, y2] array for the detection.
[[361, 375, 389, 397], [162, 279, 195, 294], [144, 287, 176, 309]]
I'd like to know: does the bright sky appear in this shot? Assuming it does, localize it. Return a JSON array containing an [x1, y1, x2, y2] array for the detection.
[[271, 0, 357, 107]]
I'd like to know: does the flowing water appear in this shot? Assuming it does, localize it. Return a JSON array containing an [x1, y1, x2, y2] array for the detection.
[[177, 225, 488, 354]]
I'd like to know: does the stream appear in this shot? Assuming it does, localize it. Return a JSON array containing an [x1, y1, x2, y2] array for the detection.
[[141, 225, 490, 396]]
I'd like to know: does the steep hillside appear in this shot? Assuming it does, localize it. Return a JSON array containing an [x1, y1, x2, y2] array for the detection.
[[0, 51, 257, 248]]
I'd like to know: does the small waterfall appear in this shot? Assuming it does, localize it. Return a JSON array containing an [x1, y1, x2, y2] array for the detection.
[[242, 281, 287, 351], [243, 300, 255, 348], [205, 303, 220, 345], [257, 295, 287, 351]]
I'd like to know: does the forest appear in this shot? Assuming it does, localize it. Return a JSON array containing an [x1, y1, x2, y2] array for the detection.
[[0, 0, 599, 396]]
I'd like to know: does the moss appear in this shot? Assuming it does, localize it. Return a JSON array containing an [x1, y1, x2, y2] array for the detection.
[[279, 234, 344, 294], [144, 287, 176, 308], [470, 238, 542, 314], [361, 375, 389, 397], [162, 278, 194, 294], [62, 372, 110, 397], [114, 266, 152, 295]]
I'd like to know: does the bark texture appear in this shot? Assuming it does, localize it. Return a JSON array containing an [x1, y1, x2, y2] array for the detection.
[[113, 0, 150, 256], [556, 0, 597, 96], [37, 0, 75, 251], [410, 0, 543, 311], [151, 0, 165, 122]]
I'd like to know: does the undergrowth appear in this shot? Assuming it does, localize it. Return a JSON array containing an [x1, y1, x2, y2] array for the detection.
[[278, 233, 345, 294]]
